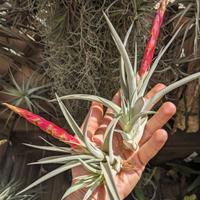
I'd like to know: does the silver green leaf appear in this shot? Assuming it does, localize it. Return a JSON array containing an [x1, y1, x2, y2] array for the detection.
[[83, 111, 104, 159], [74, 175, 97, 182], [130, 97, 145, 118], [84, 127, 104, 159], [102, 116, 120, 164], [29, 155, 95, 165], [51, 94, 121, 114], [103, 12, 136, 98], [105, 184, 115, 200], [23, 143, 73, 153], [89, 163, 101, 170], [144, 72, 200, 111], [17, 161, 81, 195], [120, 23, 134, 100], [120, 91, 128, 115], [83, 176, 102, 200], [55, 93, 85, 143], [79, 159, 101, 174], [139, 25, 183, 96], [61, 180, 88, 200], [100, 157, 120, 200]]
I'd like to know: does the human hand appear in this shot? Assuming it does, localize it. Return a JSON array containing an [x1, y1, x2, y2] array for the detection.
[[65, 84, 176, 200]]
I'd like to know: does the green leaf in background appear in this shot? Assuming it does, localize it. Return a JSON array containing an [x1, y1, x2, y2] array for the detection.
[[187, 176, 200, 193], [184, 194, 197, 200], [167, 163, 200, 176], [134, 186, 145, 200]]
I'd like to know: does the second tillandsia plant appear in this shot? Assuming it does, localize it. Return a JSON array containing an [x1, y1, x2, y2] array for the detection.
[[3, 100, 122, 200], [3, 0, 200, 199]]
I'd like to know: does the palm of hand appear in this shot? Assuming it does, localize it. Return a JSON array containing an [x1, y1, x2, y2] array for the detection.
[[70, 84, 176, 200]]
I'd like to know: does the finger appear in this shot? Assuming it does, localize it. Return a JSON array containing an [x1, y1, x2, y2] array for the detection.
[[139, 102, 176, 145], [95, 91, 121, 135], [145, 83, 166, 99], [138, 129, 168, 166], [81, 101, 104, 137], [144, 83, 166, 110], [106, 90, 121, 113]]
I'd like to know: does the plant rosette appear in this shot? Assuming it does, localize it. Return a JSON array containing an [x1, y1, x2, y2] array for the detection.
[[51, 1, 200, 150], [3, 0, 200, 199], [3, 101, 123, 200]]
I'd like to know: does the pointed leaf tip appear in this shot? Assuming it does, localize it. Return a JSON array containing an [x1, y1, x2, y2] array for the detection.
[[3, 103, 21, 114]]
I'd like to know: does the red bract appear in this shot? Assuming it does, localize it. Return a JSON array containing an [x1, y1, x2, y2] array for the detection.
[[139, 0, 168, 77], [3, 103, 81, 148]]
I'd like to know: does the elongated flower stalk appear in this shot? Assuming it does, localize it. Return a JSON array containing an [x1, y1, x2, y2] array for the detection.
[[3, 103, 82, 149], [139, 0, 168, 77]]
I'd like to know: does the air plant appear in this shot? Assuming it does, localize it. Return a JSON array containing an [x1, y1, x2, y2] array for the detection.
[[0, 179, 39, 200], [53, 0, 200, 150], [3, 0, 200, 199], [3, 101, 122, 200], [0, 70, 54, 126]]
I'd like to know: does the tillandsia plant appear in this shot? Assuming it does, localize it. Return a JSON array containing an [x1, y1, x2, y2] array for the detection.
[[53, 0, 200, 149], [0, 179, 39, 200], [3, 100, 123, 200], [2, 0, 200, 199], [0, 70, 54, 126]]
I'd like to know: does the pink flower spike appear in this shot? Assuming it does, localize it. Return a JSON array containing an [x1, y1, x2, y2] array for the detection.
[[139, 0, 168, 77], [3, 103, 82, 149]]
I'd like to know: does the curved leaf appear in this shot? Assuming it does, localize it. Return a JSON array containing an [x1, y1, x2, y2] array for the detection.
[[55, 94, 85, 144], [103, 12, 136, 98], [100, 157, 120, 200], [51, 94, 121, 114], [144, 72, 200, 111]]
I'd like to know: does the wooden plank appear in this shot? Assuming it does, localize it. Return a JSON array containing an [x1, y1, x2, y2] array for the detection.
[[151, 131, 200, 165]]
